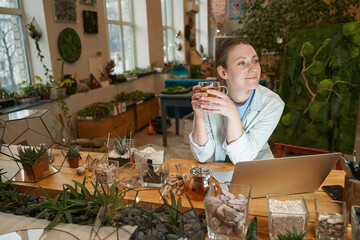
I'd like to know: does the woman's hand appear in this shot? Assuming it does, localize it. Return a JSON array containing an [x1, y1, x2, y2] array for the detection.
[[199, 89, 238, 118], [191, 85, 207, 117]]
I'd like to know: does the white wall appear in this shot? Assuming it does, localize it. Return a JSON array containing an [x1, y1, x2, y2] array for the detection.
[[29, 73, 171, 138], [23, 0, 51, 83], [134, 0, 150, 68]]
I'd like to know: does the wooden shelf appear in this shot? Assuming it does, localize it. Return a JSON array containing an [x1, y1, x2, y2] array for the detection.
[[76, 108, 135, 139]]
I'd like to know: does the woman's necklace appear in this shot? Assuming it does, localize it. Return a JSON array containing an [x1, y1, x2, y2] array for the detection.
[[229, 95, 248, 106]]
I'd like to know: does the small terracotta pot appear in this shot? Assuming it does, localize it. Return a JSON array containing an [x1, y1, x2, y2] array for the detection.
[[68, 156, 80, 168], [41, 93, 51, 100]]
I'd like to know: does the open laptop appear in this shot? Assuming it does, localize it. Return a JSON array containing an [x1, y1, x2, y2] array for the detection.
[[213, 152, 341, 198]]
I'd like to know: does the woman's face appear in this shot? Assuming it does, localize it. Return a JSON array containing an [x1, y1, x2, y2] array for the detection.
[[219, 44, 261, 91]]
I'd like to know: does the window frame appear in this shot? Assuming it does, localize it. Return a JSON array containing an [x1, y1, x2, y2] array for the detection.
[[161, 0, 175, 63], [104, 0, 136, 73], [0, 0, 33, 91]]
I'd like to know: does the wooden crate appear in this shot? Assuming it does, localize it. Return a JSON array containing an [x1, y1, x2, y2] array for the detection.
[[76, 108, 135, 140], [135, 97, 159, 130]]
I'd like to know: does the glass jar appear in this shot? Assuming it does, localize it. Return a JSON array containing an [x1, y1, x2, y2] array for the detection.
[[184, 166, 218, 201]]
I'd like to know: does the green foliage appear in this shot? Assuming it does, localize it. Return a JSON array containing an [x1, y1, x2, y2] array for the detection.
[[26, 22, 54, 86], [37, 176, 128, 229], [0, 89, 15, 98], [0, 169, 12, 192], [35, 80, 52, 95], [65, 176, 129, 218], [273, 23, 360, 153], [1, 188, 33, 211], [154, 190, 183, 235], [114, 91, 155, 102], [16, 83, 39, 98], [77, 102, 114, 119], [58, 28, 82, 64], [123, 66, 155, 78], [114, 135, 130, 156], [36, 185, 89, 229], [58, 94, 75, 139], [234, 0, 358, 55], [277, 226, 306, 240], [67, 145, 80, 157], [246, 217, 257, 240], [15, 146, 48, 166]]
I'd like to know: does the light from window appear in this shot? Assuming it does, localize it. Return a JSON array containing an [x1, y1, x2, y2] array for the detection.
[[0, 2, 31, 93], [0, 0, 18, 8], [161, 0, 175, 63], [105, 0, 135, 74]]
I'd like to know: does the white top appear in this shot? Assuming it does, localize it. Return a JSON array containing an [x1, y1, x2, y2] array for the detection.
[[189, 85, 285, 164]]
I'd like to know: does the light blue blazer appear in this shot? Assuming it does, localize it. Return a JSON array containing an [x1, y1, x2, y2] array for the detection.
[[189, 85, 285, 164]]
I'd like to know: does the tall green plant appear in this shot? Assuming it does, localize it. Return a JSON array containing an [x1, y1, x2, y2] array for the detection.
[[272, 23, 360, 153], [234, 0, 358, 55]]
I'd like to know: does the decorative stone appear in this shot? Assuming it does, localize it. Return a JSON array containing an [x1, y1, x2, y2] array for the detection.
[[76, 166, 86, 175]]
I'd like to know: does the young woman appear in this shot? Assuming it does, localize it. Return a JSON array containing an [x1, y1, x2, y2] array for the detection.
[[189, 37, 284, 164]]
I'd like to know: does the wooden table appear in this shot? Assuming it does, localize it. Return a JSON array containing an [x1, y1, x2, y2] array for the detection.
[[2, 151, 351, 239], [158, 92, 193, 146]]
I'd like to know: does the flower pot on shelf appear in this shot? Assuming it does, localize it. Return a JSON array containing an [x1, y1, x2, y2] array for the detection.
[[41, 93, 51, 100]]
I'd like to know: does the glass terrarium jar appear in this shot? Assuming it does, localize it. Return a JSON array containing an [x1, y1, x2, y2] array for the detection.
[[184, 166, 218, 201], [352, 205, 360, 239], [267, 194, 309, 240], [117, 162, 140, 188], [204, 183, 251, 239], [314, 198, 349, 240], [93, 160, 119, 186], [134, 144, 164, 165], [137, 152, 170, 188], [108, 138, 135, 167]]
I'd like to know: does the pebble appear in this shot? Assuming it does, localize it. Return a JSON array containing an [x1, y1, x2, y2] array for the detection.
[[14, 206, 25, 215], [29, 194, 39, 202], [76, 167, 86, 175]]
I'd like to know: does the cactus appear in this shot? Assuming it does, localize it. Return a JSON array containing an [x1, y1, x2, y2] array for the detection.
[[67, 145, 80, 157]]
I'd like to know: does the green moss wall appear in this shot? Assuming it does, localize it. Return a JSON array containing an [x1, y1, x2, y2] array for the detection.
[[272, 22, 360, 154]]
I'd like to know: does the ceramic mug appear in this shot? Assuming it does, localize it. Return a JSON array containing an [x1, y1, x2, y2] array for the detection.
[[198, 81, 227, 97]]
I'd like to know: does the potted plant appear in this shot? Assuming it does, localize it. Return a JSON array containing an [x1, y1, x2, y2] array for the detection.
[[105, 60, 120, 84], [108, 135, 135, 167], [67, 144, 81, 168], [34, 77, 52, 100], [14, 145, 49, 179], [14, 82, 40, 105]]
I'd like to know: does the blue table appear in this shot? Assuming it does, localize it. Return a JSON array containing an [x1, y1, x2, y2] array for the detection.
[[164, 79, 214, 118], [158, 91, 193, 146]]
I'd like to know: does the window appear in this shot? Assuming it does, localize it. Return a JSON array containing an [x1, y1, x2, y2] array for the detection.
[[161, 0, 175, 63], [195, 0, 200, 53], [0, 0, 31, 92], [105, 0, 135, 74]]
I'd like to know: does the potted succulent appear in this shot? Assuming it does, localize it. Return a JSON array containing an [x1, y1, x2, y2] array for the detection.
[[34, 77, 52, 100], [14, 82, 40, 105], [108, 135, 135, 167], [67, 145, 81, 168], [14, 145, 49, 179]]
